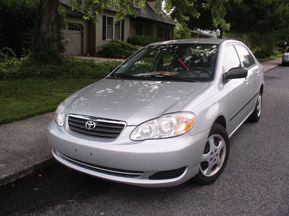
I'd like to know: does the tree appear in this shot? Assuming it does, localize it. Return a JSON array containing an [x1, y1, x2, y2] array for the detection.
[[174, 22, 193, 39], [226, 0, 289, 56], [31, 0, 62, 63], [165, 0, 234, 37], [69, 0, 144, 21], [40, 0, 61, 54], [0, 0, 38, 57]]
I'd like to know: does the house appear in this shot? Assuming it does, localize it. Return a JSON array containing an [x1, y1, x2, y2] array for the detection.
[[60, 0, 175, 56]]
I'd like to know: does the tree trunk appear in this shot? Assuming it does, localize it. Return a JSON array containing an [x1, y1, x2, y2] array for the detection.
[[220, 29, 223, 39], [40, 0, 60, 54]]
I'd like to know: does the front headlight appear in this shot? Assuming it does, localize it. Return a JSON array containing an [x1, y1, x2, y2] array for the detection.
[[54, 92, 80, 127], [54, 103, 66, 127], [130, 112, 196, 141]]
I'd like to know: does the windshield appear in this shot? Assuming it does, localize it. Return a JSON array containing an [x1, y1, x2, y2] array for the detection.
[[108, 44, 218, 82]]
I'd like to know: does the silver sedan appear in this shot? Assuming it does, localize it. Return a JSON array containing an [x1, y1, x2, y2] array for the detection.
[[48, 39, 264, 187], [282, 47, 289, 65]]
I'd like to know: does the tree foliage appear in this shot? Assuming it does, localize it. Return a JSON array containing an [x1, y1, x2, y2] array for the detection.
[[69, 0, 149, 21], [3, 0, 289, 62], [0, 0, 38, 57], [70, 0, 232, 32], [226, 0, 289, 56], [165, 0, 236, 32], [174, 22, 192, 39]]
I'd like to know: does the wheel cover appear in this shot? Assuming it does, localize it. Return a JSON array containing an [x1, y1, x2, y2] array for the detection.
[[256, 95, 262, 117], [200, 134, 227, 177]]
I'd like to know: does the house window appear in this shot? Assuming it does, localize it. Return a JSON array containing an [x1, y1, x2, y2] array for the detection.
[[68, 23, 82, 31], [106, 16, 114, 40], [114, 21, 121, 40], [135, 22, 143, 35], [104, 16, 124, 40], [157, 27, 171, 41]]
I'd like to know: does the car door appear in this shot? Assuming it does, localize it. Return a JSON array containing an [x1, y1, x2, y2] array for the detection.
[[234, 44, 260, 112], [221, 44, 251, 135]]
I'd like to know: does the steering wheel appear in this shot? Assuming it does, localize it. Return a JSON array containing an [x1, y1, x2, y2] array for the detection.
[[185, 67, 212, 78]]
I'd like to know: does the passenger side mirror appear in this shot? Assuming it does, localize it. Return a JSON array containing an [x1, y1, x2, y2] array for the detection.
[[224, 67, 248, 81]]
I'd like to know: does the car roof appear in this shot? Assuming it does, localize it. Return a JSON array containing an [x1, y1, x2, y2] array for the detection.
[[149, 38, 227, 46]]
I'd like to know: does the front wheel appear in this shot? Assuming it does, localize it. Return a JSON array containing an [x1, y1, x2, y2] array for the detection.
[[248, 93, 262, 122], [193, 124, 230, 185]]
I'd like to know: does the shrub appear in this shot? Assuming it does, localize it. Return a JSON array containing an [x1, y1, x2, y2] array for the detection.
[[97, 40, 138, 59], [0, 0, 38, 57], [225, 32, 277, 59], [0, 47, 17, 60], [253, 50, 273, 59], [127, 35, 159, 46], [0, 47, 21, 80], [0, 57, 121, 80]]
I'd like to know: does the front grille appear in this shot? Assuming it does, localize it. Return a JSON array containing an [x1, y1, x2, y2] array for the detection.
[[68, 115, 126, 138]]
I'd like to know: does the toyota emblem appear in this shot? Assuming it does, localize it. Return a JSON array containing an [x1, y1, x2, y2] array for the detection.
[[85, 120, 96, 130]]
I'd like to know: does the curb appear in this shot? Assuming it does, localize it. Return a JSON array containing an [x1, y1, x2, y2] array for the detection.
[[0, 158, 53, 187], [262, 58, 281, 73], [264, 64, 280, 73]]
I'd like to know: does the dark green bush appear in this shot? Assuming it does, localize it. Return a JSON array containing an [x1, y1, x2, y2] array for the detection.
[[253, 50, 273, 59], [127, 35, 159, 46], [0, 47, 17, 60], [0, 57, 121, 80], [0, 47, 21, 80], [97, 40, 138, 59], [0, 0, 38, 57]]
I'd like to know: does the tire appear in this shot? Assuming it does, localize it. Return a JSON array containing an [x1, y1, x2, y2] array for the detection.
[[193, 124, 230, 185], [248, 93, 262, 122]]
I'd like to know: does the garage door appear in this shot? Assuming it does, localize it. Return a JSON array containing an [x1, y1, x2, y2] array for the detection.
[[63, 23, 83, 56]]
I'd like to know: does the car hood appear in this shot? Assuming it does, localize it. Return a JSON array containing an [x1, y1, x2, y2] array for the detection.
[[65, 79, 210, 125]]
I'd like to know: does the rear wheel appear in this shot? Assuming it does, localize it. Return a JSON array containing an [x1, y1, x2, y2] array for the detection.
[[193, 124, 230, 185], [248, 93, 262, 122]]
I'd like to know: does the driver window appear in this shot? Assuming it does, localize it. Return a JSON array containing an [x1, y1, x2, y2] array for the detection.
[[235, 45, 255, 68], [223, 45, 241, 73]]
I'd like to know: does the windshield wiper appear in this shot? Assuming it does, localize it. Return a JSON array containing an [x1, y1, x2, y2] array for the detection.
[[107, 74, 135, 79], [161, 76, 198, 82], [108, 73, 206, 82]]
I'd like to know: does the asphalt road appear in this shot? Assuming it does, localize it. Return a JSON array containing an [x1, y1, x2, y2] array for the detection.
[[1, 66, 289, 216]]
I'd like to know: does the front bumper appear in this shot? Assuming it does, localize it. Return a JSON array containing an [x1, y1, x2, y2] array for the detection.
[[48, 121, 209, 187]]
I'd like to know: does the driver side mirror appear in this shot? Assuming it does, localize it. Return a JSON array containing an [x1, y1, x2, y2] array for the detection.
[[224, 67, 248, 81]]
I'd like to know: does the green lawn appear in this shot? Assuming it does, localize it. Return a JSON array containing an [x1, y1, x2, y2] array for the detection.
[[0, 79, 95, 124]]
